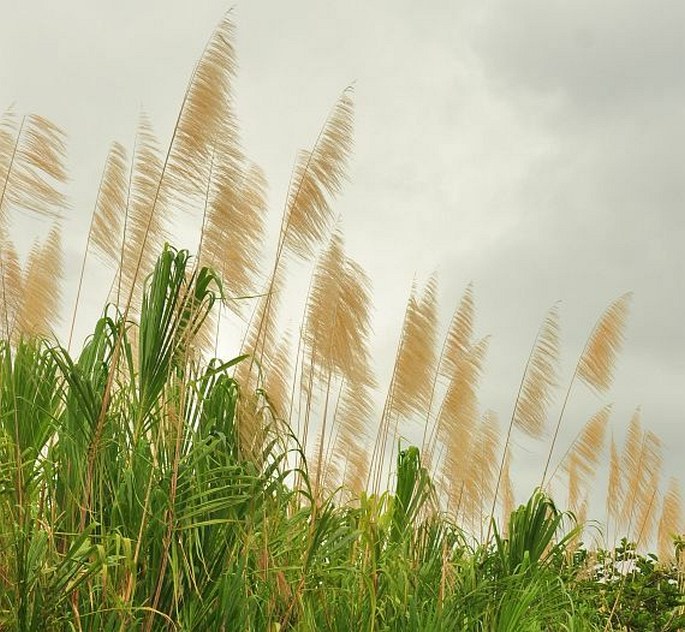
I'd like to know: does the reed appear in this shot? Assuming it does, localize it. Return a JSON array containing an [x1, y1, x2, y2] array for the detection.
[[0, 14, 681, 631]]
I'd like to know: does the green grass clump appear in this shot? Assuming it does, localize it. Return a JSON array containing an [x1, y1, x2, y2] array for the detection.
[[0, 245, 680, 631]]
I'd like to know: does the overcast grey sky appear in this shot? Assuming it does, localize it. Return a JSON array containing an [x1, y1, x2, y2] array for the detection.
[[1, 1, 683, 517]]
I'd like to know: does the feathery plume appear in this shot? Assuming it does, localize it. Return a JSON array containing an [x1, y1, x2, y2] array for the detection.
[[264, 331, 293, 420], [513, 304, 560, 438], [235, 390, 267, 464], [567, 455, 581, 514], [165, 14, 242, 206], [249, 90, 354, 381], [632, 430, 662, 545], [390, 275, 440, 420], [202, 160, 267, 309], [0, 110, 17, 227], [338, 381, 376, 494], [438, 283, 475, 380], [489, 305, 560, 536], [561, 404, 612, 487], [0, 239, 23, 337], [309, 429, 327, 495], [17, 225, 63, 337], [91, 142, 128, 267], [578, 293, 632, 394], [118, 116, 166, 307], [0, 112, 68, 227], [606, 434, 622, 529], [303, 230, 375, 488], [501, 447, 515, 534], [619, 408, 644, 526], [422, 283, 475, 459], [68, 141, 129, 349], [438, 337, 489, 490], [370, 276, 439, 491], [541, 296, 630, 487], [658, 478, 682, 562], [304, 230, 345, 366], [304, 230, 374, 385], [607, 410, 641, 537], [570, 498, 588, 549], [619, 410, 662, 542], [281, 90, 353, 261], [460, 410, 500, 527]]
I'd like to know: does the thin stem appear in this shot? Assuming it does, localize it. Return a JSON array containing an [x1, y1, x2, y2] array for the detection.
[[314, 366, 334, 493], [540, 371, 577, 489], [67, 151, 115, 352]]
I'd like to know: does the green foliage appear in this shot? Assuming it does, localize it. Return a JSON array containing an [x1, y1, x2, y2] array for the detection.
[[492, 488, 579, 574], [0, 246, 679, 630], [571, 539, 685, 631]]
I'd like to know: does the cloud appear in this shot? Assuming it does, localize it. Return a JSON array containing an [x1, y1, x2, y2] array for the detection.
[[466, 0, 685, 115]]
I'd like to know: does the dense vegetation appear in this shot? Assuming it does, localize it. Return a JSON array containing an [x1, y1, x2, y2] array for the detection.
[[0, 246, 680, 630], [0, 13, 682, 630]]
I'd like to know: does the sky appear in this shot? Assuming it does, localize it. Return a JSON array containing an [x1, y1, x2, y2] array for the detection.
[[1, 1, 683, 520]]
